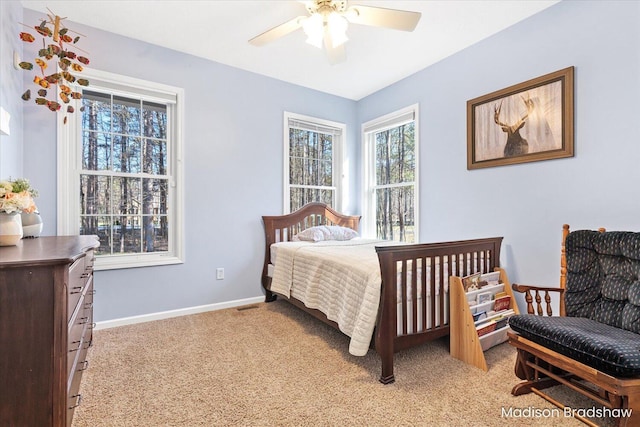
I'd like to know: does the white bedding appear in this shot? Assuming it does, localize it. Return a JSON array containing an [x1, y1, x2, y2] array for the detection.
[[269, 239, 449, 356], [270, 239, 386, 356]]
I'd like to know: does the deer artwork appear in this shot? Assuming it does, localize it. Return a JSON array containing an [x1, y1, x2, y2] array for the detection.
[[494, 95, 535, 157]]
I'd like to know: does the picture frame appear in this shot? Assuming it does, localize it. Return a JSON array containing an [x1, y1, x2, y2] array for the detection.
[[476, 291, 492, 305], [467, 66, 574, 170]]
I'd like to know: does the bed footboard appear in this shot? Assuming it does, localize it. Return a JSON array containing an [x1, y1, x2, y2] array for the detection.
[[375, 237, 503, 383]]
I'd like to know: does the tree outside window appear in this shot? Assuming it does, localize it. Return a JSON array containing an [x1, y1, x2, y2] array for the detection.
[[363, 105, 418, 243], [59, 69, 183, 270], [80, 91, 170, 256], [285, 113, 344, 213]]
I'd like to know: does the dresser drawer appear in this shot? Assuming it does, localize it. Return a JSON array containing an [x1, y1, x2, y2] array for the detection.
[[67, 348, 88, 427], [83, 277, 94, 314], [67, 258, 87, 319], [67, 314, 91, 427], [67, 299, 88, 379], [82, 278, 94, 350], [68, 278, 94, 381], [84, 250, 95, 272]]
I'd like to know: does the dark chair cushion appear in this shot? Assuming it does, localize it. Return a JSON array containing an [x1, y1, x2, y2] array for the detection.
[[565, 230, 640, 332], [510, 314, 640, 377]]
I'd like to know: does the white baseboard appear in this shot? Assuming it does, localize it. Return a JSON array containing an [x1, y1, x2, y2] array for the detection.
[[94, 296, 265, 330]]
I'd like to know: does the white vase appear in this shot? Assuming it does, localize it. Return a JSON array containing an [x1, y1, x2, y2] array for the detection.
[[21, 211, 43, 238], [0, 212, 23, 246]]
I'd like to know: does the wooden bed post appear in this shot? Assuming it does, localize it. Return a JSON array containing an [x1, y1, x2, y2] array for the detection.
[[374, 249, 397, 384]]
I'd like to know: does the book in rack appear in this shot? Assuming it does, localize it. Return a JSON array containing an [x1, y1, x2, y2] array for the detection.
[[449, 268, 519, 371]]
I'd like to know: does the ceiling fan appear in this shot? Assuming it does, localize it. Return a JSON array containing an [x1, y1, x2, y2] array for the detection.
[[248, 0, 421, 65]]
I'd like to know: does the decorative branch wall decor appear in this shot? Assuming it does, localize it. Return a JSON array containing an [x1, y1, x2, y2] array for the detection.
[[18, 9, 90, 124]]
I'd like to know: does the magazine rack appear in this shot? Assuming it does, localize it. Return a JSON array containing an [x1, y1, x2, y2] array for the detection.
[[450, 268, 519, 371]]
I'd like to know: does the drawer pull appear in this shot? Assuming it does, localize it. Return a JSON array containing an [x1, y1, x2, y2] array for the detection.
[[70, 286, 83, 294], [78, 360, 90, 371], [69, 394, 82, 409], [84, 339, 94, 349], [84, 302, 94, 310], [80, 273, 90, 278], [78, 316, 89, 325], [89, 322, 97, 330], [69, 340, 81, 352]]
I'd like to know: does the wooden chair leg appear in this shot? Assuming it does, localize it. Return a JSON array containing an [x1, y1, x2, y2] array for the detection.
[[512, 378, 562, 396], [514, 348, 532, 380], [511, 348, 562, 396], [619, 392, 640, 427]]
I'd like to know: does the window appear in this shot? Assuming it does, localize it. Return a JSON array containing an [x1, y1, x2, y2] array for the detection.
[[362, 105, 418, 242], [284, 112, 345, 213], [59, 69, 184, 270]]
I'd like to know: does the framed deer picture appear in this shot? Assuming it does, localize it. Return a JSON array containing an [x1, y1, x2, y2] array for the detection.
[[467, 66, 574, 170]]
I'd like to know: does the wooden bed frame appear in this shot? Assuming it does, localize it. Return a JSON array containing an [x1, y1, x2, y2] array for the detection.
[[262, 203, 503, 384]]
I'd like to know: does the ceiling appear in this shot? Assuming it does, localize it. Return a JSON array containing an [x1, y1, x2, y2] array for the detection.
[[20, 0, 559, 101]]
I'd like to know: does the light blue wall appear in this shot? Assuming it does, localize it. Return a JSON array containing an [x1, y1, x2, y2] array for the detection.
[[358, 0, 640, 286], [18, 8, 358, 322], [0, 1, 24, 178], [7, 1, 640, 322]]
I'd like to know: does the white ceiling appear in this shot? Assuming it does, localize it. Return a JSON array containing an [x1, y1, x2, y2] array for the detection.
[[21, 0, 559, 100]]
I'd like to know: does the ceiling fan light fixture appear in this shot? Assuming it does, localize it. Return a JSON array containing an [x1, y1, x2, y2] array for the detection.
[[250, 0, 422, 64], [327, 12, 348, 48], [302, 14, 324, 48]]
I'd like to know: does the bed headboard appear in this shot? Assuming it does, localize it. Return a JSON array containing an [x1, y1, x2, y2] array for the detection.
[[261, 203, 361, 278], [262, 202, 360, 246]]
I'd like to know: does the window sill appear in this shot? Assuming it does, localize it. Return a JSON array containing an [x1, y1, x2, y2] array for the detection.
[[94, 254, 183, 271]]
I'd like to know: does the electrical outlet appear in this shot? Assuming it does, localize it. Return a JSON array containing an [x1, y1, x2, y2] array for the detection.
[[216, 268, 224, 280]]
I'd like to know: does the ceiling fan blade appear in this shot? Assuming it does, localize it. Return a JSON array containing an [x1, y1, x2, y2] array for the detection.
[[324, 31, 346, 65], [346, 5, 421, 31], [249, 16, 306, 46]]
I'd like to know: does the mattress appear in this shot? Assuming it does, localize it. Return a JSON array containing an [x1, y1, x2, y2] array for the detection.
[[269, 240, 450, 298]]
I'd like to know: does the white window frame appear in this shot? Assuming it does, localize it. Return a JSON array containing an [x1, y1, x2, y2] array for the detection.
[[58, 68, 185, 270], [361, 104, 419, 240], [283, 112, 345, 213]]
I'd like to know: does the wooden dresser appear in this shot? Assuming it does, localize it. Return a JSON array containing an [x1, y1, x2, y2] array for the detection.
[[0, 235, 99, 427]]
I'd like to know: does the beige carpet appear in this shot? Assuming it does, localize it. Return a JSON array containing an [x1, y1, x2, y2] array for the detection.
[[73, 300, 616, 427]]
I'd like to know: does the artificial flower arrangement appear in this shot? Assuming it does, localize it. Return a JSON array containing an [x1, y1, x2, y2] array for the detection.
[[0, 178, 38, 214]]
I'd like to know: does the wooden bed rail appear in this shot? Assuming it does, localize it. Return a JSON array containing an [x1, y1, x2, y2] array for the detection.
[[375, 237, 503, 383]]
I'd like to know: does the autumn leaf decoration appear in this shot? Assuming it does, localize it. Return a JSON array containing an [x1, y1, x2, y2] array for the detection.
[[19, 10, 90, 124]]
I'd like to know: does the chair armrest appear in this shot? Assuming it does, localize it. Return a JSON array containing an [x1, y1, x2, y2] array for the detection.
[[512, 284, 564, 294], [512, 284, 565, 317]]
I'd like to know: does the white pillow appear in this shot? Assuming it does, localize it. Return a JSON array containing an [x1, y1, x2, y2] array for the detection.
[[292, 225, 358, 242]]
